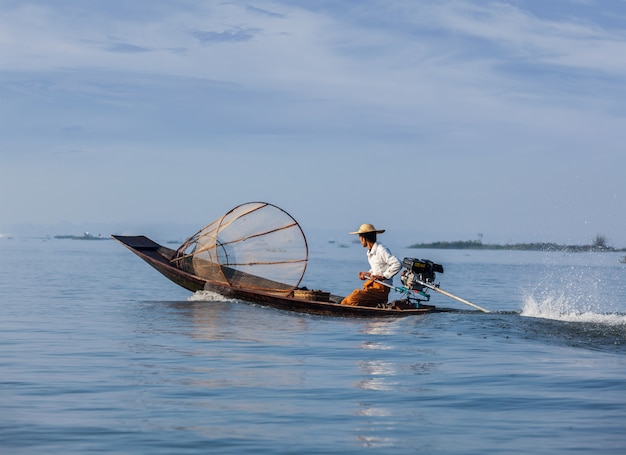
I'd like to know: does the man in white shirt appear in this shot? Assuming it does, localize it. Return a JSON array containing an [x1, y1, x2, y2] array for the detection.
[[341, 223, 401, 307]]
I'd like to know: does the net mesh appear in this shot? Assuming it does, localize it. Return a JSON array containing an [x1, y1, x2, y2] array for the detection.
[[171, 202, 308, 294]]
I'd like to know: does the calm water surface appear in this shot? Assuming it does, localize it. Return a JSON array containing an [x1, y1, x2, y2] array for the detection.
[[1, 239, 625, 454]]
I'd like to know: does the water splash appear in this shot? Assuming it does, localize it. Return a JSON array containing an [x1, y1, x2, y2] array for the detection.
[[521, 261, 626, 325], [188, 290, 238, 303], [522, 294, 626, 325]]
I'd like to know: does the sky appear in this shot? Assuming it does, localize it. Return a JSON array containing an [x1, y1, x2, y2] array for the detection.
[[1, 0, 626, 247]]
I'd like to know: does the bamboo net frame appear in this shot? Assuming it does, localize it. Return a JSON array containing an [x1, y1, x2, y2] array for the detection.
[[171, 202, 308, 293]]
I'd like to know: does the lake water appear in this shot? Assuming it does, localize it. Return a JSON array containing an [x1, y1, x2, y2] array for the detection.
[[1, 238, 625, 454]]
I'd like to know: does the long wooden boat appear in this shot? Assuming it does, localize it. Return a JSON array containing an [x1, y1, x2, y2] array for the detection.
[[112, 235, 435, 317]]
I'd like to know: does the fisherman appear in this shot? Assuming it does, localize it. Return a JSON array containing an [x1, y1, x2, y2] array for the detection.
[[341, 223, 401, 307]]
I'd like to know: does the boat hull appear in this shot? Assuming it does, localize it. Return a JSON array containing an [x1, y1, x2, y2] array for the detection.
[[112, 235, 435, 318]]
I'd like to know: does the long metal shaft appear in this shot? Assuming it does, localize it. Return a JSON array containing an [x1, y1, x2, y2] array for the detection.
[[414, 279, 490, 313]]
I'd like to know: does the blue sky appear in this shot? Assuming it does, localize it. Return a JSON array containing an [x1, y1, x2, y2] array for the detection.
[[1, 0, 625, 247]]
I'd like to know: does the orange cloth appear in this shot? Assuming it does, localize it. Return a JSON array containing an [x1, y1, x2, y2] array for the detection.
[[341, 279, 390, 307]]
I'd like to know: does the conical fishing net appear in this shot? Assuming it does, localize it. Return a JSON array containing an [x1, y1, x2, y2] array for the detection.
[[171, 202, 308, 294]]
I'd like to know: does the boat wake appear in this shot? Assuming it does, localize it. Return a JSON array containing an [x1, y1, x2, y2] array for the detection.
[[522, 295, 626, 325]]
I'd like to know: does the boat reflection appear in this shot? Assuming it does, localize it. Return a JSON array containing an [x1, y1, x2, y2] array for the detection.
[[125, 297, 435, 449]]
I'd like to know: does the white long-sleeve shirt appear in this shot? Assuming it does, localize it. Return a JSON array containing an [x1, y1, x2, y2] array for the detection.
[[367, 242, 401, 285]]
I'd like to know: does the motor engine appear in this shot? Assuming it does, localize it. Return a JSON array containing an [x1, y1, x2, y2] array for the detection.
[[400, 257, 444, 291]]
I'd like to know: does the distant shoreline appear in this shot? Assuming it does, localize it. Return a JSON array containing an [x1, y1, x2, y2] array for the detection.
[[408, 240, 626, 252], [54, 233, 108, 240]]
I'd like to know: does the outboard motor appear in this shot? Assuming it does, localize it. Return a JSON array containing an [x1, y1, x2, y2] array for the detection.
[[400, 258, 444, 292], [393, 257, 489, 312]]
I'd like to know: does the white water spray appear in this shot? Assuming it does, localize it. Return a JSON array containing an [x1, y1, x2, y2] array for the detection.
[[522, 294, 626, 325], [521, 260, 626, 325], [188, 290, 239, 303]]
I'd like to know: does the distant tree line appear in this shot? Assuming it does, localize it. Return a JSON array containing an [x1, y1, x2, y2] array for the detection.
[[408, 235, 626, 252]]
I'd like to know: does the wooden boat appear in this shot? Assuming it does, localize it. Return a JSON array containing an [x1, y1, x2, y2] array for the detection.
[[111, 203, 450, 317], [112, 234, 435, 317]]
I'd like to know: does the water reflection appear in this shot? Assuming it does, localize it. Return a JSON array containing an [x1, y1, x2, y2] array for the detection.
[[357, 360, 397, 391], [351, 319, 438, 448], [125, 298, 439, 449], [361, 320, 398, 335], [126, 298, 316, 393], [187, 297, 312, 344]]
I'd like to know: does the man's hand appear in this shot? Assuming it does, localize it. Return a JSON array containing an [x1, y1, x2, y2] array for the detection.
[[359, 272, 384, 281]]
